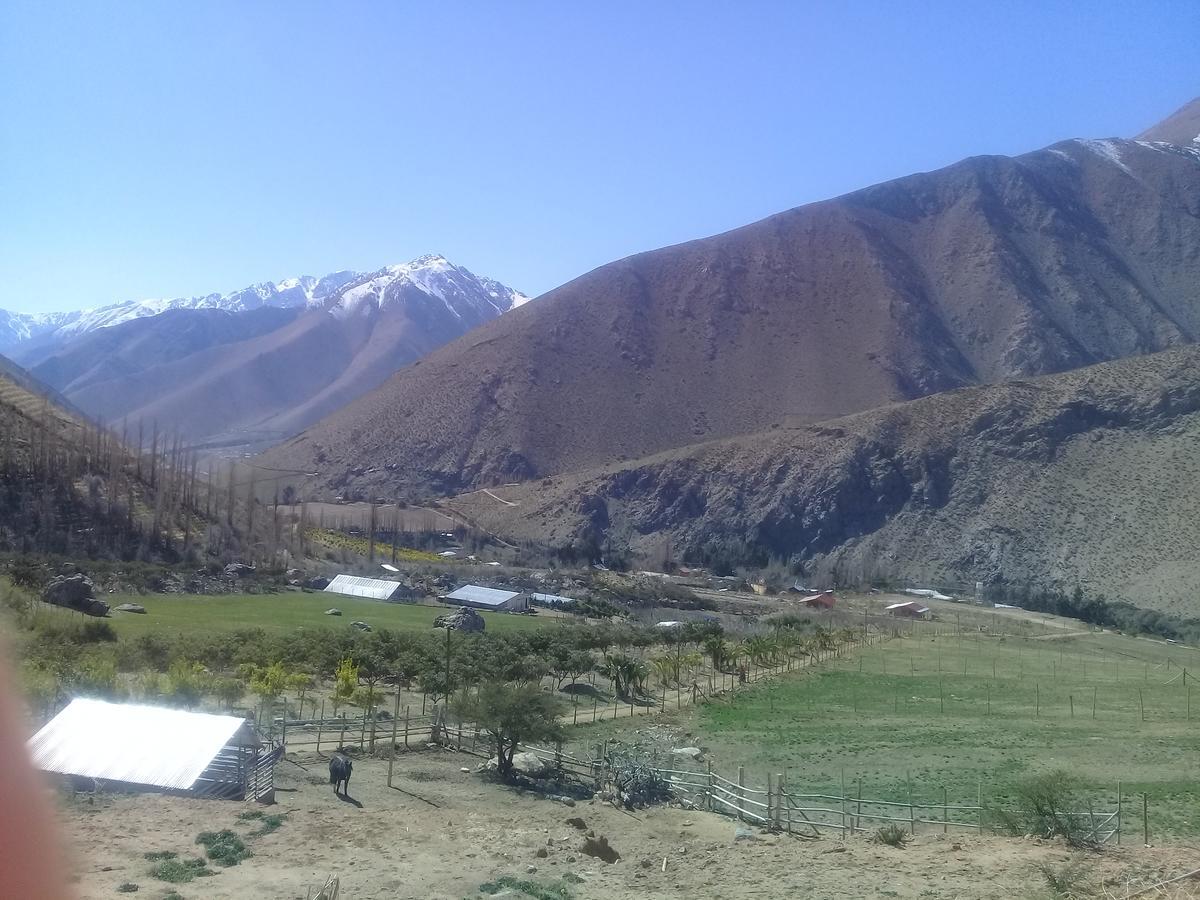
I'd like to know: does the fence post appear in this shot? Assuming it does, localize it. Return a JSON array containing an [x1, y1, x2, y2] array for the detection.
[[942, 786, 948, 834], [779, 772, 789, 832], [977, 781, 983, 833], [766, 772, 773, 827], [841, 769, 848, 838], [1093, 686, 1097, 720], [737, 766, 746, 823], [316, 699, 324, 755], [856, 778, 863, 833], [403, 705, 410, 750], [1116, 781, 1121, 845], [908, 771, 916, 834], [707, 762, 714, 813], [1139, 688, 1145, 723], [1143, 793, 1149, 846], [387, 689, 401, 788]]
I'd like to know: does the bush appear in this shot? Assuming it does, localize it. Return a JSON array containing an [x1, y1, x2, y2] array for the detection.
[[993, 771, 1101, 849], [149, 857, 211, 883], [196, 829, 250, 866], [1036, 861, 1089, 898], [873, 824, 911, 847], [116, 882, 138, 893]]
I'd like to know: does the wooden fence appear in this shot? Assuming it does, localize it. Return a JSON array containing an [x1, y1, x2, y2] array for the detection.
[[427, 719, 1125, 845]]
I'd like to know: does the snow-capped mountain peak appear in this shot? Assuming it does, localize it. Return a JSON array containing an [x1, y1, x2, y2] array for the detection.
[[0, 257, 526, 352]]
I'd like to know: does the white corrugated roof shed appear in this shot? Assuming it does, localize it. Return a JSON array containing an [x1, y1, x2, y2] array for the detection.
[[324, 574, 402, 600], [530, 592, 575, 606], [445, 585, 522, 607], [28, 698, 248, 790]]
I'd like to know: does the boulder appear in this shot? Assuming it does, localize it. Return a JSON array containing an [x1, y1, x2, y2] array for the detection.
[[733, 825, 757, 842], [42, 575, 109, 617], [114, 603, 146, 614], [304, 576, 331, 590], [324, 608, 343, 616], [671, 747, 703, 760], [223, 562, 256, 578], [434, 607, 486, 633], [511, 751, 549, 777], [350, 621, 372, 632]]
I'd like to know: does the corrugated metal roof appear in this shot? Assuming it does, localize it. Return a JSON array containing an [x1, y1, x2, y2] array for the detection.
[[530, 592, 575, 606], [28, 698, 247, 790], [324, 574, 403, 600], [885, 601, 930, 613], [444, 585, 521, 607]]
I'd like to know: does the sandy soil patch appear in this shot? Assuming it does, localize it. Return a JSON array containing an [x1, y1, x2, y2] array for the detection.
[[54, 750, 1197, 899]]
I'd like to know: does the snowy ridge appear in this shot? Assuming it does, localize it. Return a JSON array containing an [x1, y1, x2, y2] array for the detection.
[[0, 257, 526, 351], [327, 254, 529, 320]]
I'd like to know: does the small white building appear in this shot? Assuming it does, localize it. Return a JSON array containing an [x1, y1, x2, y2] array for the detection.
[[442, 585, 529, 612], [27, 698, 277, 801], [530, 592, 576, 607], [324, 574, 414, 602]]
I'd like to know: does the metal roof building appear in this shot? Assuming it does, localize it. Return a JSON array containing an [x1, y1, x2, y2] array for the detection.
[[324, 574, 408, 601], [442, 585, 528, 612], [885, 600, 931, 618], [797, 592, 837, 609], [530, 592, 576, 607], [27, 698, 277, 800]]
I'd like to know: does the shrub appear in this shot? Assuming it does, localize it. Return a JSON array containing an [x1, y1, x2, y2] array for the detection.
[[149, 858, 211, 883], [993, 771, 1100, 849], [1036, 861, 1089, 898], [143, 851, 177, 861], [116, 882, 138, 893], [873, 824, 911, 847], [196, 829, 250, 866]]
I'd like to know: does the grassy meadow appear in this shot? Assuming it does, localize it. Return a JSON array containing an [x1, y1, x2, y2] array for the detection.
[[685, 629, 1200, 836], [37, 592, 549, 637]]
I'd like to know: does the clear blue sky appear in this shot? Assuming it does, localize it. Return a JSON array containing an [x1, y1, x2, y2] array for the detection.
[[2, 1, 1197, 313]]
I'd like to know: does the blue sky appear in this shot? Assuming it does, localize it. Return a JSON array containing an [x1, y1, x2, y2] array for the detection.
[[1, 1, 1197, 313]]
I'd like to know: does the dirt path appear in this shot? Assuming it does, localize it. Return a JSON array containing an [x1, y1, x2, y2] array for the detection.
[[54, 751, 1198, 900]]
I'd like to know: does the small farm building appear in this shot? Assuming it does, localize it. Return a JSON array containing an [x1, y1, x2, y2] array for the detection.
[[27, 698, 278, 801], [324, 574, 414, 601], [797, 592, 837, 609], [442, 585, 529, 612], [885, 600, 931, 619], [530, 592, 575, 607]]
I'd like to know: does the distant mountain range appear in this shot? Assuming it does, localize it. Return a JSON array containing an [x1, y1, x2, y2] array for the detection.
[[0, 255, 527, 449], [260, 117, 1200, 498]]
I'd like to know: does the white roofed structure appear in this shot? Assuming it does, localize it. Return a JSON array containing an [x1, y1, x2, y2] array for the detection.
[[442, 585, 528, 612], [27, 698, 275, 799], [324, 574, 408, 601], [530, 592, 576, 607]]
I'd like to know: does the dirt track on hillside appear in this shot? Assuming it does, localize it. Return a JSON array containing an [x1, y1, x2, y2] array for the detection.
[[55, 751, 1200, 899]]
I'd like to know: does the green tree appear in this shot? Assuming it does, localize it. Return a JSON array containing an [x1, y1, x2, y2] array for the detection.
[[453, 683, 563, 778], [162, 660, 210, 709]]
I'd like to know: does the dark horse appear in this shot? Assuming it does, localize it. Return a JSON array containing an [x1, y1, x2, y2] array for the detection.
[[329, 752, 353, 795]]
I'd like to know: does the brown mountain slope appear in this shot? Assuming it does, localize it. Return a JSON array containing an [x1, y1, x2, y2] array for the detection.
[[261, 132, 1200, 498], [1136, 96, 1200, 145], [448, 345, 1200, 614]]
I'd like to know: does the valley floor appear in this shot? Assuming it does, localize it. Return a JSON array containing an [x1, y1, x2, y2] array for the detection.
[[54, 751, 1198, 900]]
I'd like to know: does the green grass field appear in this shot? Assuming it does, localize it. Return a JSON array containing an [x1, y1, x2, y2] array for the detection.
[[683, 630, 1200, 837], [52, 592, 548, 637]]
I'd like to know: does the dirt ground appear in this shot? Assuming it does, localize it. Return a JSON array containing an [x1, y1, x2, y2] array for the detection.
[[54, 750, 1200, 900]]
